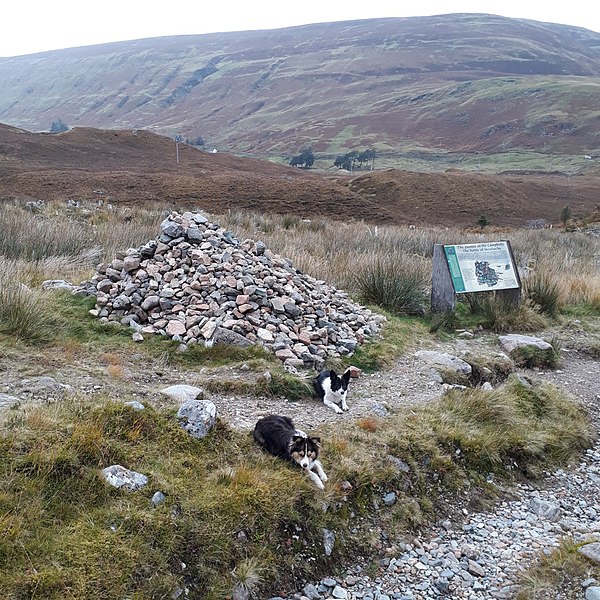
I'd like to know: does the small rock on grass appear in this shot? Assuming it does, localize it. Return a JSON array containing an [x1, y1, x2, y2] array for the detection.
[[160, 384, 203, 403], [101, 465, 148, 491]]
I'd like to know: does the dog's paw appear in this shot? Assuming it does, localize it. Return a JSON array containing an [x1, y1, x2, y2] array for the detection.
[[342, 405, 349, 412], [319, 472, 328, 483], [315, 479, 325, 490], [334, 406, 343, 414]]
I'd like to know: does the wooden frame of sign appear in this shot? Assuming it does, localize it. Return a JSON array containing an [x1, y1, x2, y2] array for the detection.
[[431, 241, 521, 313]]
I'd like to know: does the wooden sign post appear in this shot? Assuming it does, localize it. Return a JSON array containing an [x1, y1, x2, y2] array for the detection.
[[431, 244, 456, 313], [431, 240, 521, 313]]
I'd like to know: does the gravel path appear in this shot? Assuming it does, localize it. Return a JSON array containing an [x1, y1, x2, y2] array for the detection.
[[274, 353, 600, 600]]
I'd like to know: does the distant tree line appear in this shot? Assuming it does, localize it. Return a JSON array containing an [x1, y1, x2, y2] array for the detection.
[[334, 149, 376, 171], [289, 148, 315, 168], [186, 136, 205, 147]]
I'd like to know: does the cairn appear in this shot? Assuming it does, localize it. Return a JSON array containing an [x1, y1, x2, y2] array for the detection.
[[83, 211, 386, 369]]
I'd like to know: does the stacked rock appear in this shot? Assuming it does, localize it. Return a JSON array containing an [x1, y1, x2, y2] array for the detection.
[[85, 211, 385, 369]]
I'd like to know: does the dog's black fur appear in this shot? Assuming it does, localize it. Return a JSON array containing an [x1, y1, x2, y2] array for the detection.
[[313, 368, 352, 414], [253, 415, 328, 489]]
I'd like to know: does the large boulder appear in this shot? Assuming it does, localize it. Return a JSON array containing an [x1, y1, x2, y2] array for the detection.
[[414, 350, 472, 376], [498, 334, 552, 354]]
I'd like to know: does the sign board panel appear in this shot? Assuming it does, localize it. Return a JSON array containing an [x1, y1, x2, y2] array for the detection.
[[443, 241, 519, 293]]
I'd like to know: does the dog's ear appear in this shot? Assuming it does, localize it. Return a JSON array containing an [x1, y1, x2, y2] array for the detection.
[[292, 434, 305, 444], [310, 436, 321, 447], [341, 369, 351, 386], [329, 369, 339, 382]]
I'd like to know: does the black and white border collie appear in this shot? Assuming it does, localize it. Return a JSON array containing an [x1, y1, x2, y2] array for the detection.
[[313, 368, 352, 414], [253, 415, 328, 490]]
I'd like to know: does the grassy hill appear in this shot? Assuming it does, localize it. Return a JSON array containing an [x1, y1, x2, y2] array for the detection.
[[1, 123, 600, 228], [1, 14, 599, 167]]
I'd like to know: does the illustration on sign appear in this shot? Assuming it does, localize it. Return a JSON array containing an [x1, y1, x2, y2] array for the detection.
[[443, 241, 519, 293]]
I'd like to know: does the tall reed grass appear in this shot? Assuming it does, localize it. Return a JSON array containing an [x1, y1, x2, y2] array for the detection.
[[0, 261, 59, 344], [221, 211, 600, 311], [0, 203, 160, 263], [1, 201, 599, 313]]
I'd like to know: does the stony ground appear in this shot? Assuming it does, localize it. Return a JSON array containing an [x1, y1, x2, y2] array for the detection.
[[1, 317, 599, 600], [268, 326, 600, 600], [274, 352, 600, 600]]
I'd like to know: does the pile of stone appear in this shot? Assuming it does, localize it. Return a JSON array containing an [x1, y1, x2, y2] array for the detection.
[[82, 211, 385, 368]]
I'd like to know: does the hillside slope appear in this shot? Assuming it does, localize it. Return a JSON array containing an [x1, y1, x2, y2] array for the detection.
[[1, 123, 599, 227], [1, 15, 600, 158]]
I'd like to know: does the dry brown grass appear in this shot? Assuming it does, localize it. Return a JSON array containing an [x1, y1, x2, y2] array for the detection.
[[1, 201, 598, 314], [106, 364, 126, 379], [220, 210, 599, 311], [356, 416, 381, 432]]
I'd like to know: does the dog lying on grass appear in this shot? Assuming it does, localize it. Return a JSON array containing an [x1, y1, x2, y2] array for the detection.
[[253, 414, 328, 490]]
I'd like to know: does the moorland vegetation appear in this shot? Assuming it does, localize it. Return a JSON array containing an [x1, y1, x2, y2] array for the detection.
[[0, 200, 599, 598]]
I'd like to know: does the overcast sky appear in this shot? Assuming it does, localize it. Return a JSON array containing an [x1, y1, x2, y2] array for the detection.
[[2, 0, 599, 57]]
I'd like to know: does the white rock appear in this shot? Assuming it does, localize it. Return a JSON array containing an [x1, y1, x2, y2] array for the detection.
[[415, 350, 472, 375], [101, 465, 148, 491], [498, 334, 552, 353], [177, 399, 217, 439], [125, 401, 145, 411], [160, 385, 203, 403]]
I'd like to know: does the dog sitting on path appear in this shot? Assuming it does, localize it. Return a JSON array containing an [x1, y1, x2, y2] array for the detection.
[[253, 415, 328, 490], [313, 368, 352, 414]]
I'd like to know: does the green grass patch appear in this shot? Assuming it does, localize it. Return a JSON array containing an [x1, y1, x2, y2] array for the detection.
[[1, 377, 592, 599], [0, 280, 62, 345], [343, 312, 428, 372], [560, 302, 600, 318], [41, 293, 292, 372], [204, 370, 314, 401]]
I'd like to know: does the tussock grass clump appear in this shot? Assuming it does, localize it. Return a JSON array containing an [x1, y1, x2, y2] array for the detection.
[[418, 377, 591, 476], [353, 257, 428, 317], [0, 377, 593, 599], [0, 262, 61, 344], [524, 270, 562, 317], [428, 308, 462, 333], [478, 296, 548, 333], [516, 538, 600, 599]]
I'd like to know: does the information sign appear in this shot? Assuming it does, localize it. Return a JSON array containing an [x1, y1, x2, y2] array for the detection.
[[443, 241, 519, 294]]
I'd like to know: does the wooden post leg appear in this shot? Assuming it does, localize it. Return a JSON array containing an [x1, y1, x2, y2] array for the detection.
[[431, 244, 456, 313]]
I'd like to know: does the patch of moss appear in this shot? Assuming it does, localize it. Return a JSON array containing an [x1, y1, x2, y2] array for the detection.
[[510, 344, 561, 369]]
